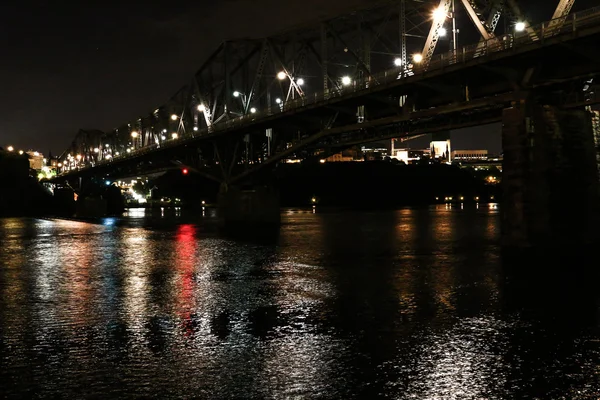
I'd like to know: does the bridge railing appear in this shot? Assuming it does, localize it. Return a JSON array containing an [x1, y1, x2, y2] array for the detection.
[[225, 5, 600, 125], [80, 6, 600, 172]]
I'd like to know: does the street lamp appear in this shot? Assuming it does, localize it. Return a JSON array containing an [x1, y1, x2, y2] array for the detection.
[[131, 131, 138, 138], [171, 114, 178, 121], [233, 91, 241, 97], [296, 78, 305, 86], [433, 6, 447, 21], [413, 54, 423, 63], [275, 98, 282, 104], [250, 107, 257, 114], [515, 22, 526, 32], [197, 104, 206, 112], [394, 58, 402, 66], [439, 27, 447, 37], [7, 146, 13, 152], [277, 71, 287, 80], [171, 133, 178, 139], [341, 76, 352, 86]]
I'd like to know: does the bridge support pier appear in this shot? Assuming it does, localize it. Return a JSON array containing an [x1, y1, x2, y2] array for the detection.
[[217, 184, 280, 227], [502, 101, 600, 248]]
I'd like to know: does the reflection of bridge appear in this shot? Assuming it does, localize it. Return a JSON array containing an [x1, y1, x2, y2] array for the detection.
[[52, 1, 600, 246]]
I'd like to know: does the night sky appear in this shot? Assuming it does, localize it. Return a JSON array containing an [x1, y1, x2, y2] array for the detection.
[[1, 0, 596, 155]]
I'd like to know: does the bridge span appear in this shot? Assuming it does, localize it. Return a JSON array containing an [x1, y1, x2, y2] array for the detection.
[[50, 1, 600, 247]]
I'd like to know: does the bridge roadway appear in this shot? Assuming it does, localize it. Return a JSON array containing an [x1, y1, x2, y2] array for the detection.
[[52, 7, 600, 187]]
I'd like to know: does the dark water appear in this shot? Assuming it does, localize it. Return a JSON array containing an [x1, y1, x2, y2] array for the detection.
[[1, 206, 599, 399]]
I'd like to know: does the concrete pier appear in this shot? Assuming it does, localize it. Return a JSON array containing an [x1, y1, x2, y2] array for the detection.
[[502, 102, 600, 248], [217, 184, 280, 227]]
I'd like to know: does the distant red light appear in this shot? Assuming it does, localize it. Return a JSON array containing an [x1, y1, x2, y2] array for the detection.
[[182, 168, 189, 175]]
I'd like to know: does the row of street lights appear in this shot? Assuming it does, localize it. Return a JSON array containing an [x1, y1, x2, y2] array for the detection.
[[106, 12, 530, 156], [406, 6, 528, 65]]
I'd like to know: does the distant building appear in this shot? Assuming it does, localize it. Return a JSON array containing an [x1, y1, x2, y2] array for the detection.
[[430, 140, 452, 162], [325, 148, 360, 162], [451, 149, 489, 161], [26, 151, 44, 171]]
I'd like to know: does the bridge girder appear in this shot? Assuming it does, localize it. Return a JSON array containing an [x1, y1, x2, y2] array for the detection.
[[55, 0, 592, 185]]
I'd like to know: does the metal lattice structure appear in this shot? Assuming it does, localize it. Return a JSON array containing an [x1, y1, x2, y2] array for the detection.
[[55, 0, 592, 184]]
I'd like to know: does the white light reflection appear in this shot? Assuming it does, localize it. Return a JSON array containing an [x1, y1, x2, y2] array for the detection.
[[404, 317, 515, 398], [122, 228, 152, 335]]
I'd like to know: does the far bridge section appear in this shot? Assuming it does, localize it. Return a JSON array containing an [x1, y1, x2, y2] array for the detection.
[[52, 1, 600, 247]]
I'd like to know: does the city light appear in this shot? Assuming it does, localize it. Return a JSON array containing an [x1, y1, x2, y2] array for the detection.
[[57, 163, 62, 167], [296, 78, 305, 86], [76, 154, 82, 160], [19, 150, 23, 155], [162, 129, 167, 133], [439, 27, 447, 36], [277, 71, 287, 80], [33, 151, 39, 156], [171, 133, 178, 139], [105, 180, 111, 186], [131, 131, 138, 138], [275, 98, 282, 104], [161, 135, 166, 140], [171, 114, 178, 120], [250, 107, 257, 113], [94, 148, 99, 153], [341, 76, 352, 86], [7, 146, 13, 152], [182, 168, 189, 175], [515, 22, 526, 32], [394, 58, 402, 66], [413, 53, 423, 63], [433, 6, 447, 21], [197, 104, 206, 112], [233, 91, 241, 97], [127, 148, 131, 153], [193, 126, 198, 131]]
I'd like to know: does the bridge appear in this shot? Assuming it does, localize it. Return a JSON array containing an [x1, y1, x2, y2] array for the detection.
[[51, 0, 600, 247]]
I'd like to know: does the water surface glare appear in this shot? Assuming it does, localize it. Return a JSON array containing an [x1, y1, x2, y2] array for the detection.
[[0, 206, 599, 399]]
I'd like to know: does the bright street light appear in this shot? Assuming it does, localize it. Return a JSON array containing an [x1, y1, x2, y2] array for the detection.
[[413, 53, 423, 63], [277, 71, 287, 80], [171, 114, 178, 120], [193, 126, 198, 131], [197, 104, 206, 112], [341, 76, 352, 86], [19, 150, 23, 155], [515, 22, 526, 32], [439, 27, 447, 36], [433, 7, 447, 21], [394, 58, 402, 66], [233, 91, 241, 97], [7, 146, 13, 152], [275, 98, 282, 104], [76, 154, 82, 160], [171, 133, 178, 139], [296, 78, 305, 86], [131, 131, 138, 138], [250, 107, 257, 113], [94, 148, 99, 153]]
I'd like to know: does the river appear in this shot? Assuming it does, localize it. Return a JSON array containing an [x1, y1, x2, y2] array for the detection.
[[0, 205, 598, 399]]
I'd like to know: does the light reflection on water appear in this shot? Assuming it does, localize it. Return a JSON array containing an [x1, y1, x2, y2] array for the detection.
[[0, 207, 599, 399]]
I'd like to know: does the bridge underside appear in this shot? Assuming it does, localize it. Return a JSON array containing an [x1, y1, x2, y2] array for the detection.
[[50, 5, 600, 245]]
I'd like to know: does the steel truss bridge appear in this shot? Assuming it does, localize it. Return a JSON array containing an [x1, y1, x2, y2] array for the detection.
[[54, 0, 600, 186]]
